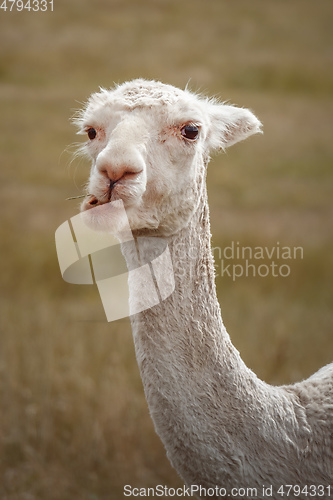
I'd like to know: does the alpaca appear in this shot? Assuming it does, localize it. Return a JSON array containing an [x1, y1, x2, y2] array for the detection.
[[73, 79, 333, 499]]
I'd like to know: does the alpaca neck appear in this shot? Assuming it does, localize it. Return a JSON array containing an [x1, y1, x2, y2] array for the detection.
[[130, 188, 250, 399], [123, 189, 310, 489]]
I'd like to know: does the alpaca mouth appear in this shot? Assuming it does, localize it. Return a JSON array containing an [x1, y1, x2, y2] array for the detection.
[[88, 194, 108, 207], [81, 193, 109, 212], [83, 184, 113, 211]]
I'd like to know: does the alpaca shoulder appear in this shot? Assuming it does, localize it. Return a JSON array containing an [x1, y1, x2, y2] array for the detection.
[[284, 364, 333, 465]]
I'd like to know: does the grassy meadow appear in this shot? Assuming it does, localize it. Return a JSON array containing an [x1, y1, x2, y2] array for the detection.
[[0, 0, 332, 498]]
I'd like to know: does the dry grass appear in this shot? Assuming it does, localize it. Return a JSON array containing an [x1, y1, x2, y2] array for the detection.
[[0, 0, 332, 498]]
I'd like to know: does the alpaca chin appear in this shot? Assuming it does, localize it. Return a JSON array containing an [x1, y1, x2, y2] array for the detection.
[[80, 199, 132, 241]]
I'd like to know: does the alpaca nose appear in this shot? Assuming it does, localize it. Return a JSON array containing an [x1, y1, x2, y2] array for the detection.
[[96, 145, 144, 185], [98, 161, 132, 185]]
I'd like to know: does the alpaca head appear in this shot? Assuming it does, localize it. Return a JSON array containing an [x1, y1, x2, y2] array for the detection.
[[75, 79, 261, 236]]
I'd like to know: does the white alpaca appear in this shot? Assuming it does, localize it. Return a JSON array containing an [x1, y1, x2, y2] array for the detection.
[[74, 80, 332, 499]]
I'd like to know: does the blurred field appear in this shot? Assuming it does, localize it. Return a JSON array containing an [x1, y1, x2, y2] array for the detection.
[[0, 0, 332, 498]]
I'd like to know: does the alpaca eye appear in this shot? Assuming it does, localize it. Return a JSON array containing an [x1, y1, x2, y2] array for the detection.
[[181, 124, 199, 141], [87, 128, 97, 140]]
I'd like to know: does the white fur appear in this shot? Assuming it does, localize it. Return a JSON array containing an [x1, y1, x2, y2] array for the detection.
[[76, 80, 332, 499]]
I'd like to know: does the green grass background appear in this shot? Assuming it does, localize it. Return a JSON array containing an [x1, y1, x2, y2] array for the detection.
[[0, 0, 332, 498]]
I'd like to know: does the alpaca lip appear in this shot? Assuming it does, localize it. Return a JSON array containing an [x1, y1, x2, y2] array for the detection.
[[89, 196, 100, 206], [83, 189, 113, 210], [88, 181, 114, 207], [88, 195, 102, 206], [82, 194, 107, 210]]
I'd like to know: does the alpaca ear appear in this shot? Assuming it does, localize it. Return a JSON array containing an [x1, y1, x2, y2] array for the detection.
[[207, 103, 262, 150]]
